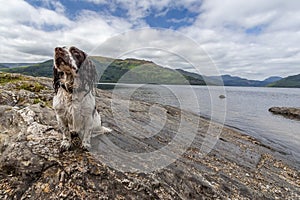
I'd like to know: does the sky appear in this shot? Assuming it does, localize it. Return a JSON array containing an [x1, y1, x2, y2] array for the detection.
[[1, 0, 300, 80]]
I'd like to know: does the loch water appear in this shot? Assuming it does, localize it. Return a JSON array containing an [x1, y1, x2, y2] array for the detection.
[[100, 83, 300, 162]]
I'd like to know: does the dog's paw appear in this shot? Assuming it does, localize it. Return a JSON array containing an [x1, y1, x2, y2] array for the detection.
[[60, 140, 71, 152]]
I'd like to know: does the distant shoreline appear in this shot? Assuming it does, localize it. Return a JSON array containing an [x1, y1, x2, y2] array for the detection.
[[96, 82, 300, 88]]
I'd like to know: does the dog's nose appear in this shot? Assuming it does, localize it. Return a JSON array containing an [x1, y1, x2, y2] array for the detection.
[[55, 47, 63, 52]]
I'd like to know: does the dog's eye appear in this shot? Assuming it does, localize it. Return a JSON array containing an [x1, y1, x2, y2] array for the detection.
[[73, 52, 81, 58]]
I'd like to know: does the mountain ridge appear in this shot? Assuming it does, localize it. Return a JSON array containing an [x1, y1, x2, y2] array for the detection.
[[1, 57, 298, 87], [263, 76, 282, 84], [268, 74, 300, 88], [0, 63, 36, 68]]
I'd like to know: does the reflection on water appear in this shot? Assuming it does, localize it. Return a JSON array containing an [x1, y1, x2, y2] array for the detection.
[[100, 83, 300, 162]]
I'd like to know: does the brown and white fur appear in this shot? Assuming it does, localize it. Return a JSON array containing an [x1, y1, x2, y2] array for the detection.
[[52, 46, 111, 150]]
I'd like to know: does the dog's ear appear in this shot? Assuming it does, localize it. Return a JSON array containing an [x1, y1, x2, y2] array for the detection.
[[70, 46, 86, 68], [53, 66, 60, 94], [78, 58, 97, 93]]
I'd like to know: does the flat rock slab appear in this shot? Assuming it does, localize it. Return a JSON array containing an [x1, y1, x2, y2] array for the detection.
[[269, 107, 300, 120], [0, 73, 299, 199]]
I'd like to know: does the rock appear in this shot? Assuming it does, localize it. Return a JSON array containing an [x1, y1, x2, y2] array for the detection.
[[269, 107, 300, 120], [219, 95, 226, 99], [0, 72, 299, 199]]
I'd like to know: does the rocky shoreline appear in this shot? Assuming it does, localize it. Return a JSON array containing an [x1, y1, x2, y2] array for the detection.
[[0, 72, 299, 199], [269, 107, 300, 120]]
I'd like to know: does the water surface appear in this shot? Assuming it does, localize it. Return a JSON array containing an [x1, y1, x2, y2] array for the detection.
[[101, 84, 300, 162]]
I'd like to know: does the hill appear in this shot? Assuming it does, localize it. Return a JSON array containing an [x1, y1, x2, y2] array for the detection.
[[0, 63, 35, 68], [175, 69, 210, 85], [208, 75, 263, 87], [262, 76, 282, 84], [91, 57, 206, 85], [1, 57, 206, 85], [208, 75, 284, 87], [0, 64, 9, 69], [1, 57, 298, 87], [268, 74, 300, 88], [0, 60, 54, 77]]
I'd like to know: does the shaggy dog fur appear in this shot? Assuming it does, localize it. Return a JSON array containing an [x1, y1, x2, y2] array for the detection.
[[52, 46, 111, 150]]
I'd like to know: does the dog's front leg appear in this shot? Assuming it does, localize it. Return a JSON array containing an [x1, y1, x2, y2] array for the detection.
[[81, 128, 92, 149], [57, 116, 72, 151], [61, 128, 71, 151], [81, 114, 94, 149]]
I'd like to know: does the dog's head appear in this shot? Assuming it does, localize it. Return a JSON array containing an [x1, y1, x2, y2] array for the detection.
[[54, 46, 86, 74], [53, 46, 97, 94]]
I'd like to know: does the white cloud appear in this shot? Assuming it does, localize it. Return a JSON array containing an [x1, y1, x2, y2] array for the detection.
[[0, 0, 71, 27], [51, 1, 66, 13], [1, 0, 300, 80], [177, 0, 300, 79], [90, 28, 219, 76], [0, 0, 133, 62], [86, 0, 107, 4], [167, 17, 194, 24], [85, 0, 202, 22], [39, 0, 66, 14]]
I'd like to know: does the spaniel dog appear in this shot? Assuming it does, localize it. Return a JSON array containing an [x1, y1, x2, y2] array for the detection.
[[52, 46, 111, 150]]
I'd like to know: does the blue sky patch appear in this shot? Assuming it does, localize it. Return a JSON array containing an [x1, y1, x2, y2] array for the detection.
[[25, 0, 198, 30], [245, 25, 265, 35], [145, 7, 198, 29]]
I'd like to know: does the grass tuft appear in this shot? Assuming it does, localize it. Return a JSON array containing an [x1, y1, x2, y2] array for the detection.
[[16, 82, 45, 92], [0, 73, 24, 84]]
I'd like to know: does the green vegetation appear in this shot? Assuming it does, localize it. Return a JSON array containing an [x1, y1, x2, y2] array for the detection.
[[1, 57, 206, 85], [98, 58, 193, 84], [268, 74, 300, 88], [176, 69, 208, 85], [33, 98, 42, 104], [1, 57, 299, 87], [33, 97, 52, 107], [1, 60, 53, 77], [16, 81, 45, 92], [0, 72, 24, 84]]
